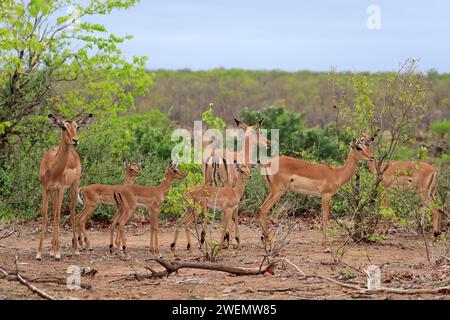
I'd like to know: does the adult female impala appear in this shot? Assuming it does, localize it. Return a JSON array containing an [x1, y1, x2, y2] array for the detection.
[[36, 112, 92, 261], [202, 119, 269, 186], [258, 134, 375, 249], [367, 160, 442, 238], [77, 160, 144, 251]]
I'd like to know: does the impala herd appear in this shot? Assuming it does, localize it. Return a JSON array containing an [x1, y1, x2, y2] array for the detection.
[[35, 112, 443, 261]]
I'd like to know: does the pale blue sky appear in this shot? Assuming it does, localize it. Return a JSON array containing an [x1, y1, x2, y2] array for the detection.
[[92, 0, 450, 72]]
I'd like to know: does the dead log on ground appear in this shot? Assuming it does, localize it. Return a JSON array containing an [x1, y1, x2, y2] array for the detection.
[[152, 257, 278, 277]]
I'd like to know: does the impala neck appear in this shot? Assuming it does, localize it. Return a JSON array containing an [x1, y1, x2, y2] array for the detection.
[[241, 135, 256, 165], [336, 150, 358, 187], [233, 174, 247, 197], [123, 171, 135, 184], [367, 160, 377, 174], [159, 174, 174, 196], [52, 137, 71, 177]]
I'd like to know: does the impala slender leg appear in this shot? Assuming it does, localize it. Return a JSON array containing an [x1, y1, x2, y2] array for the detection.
[[258, 190, 284, 241], [232, 207, 241, 249], [36, 190, 49, 260], [321, 193, 332, 252], [109, 207, 121, 254], [70, 184, 80, 256], [220, 208, 232, 248], [184, 211, 195, 253], [52, 189, 64, 261], [118, 221, 127, 256], [171, 209, 192, 254], [151, 211, 160, 256], [200, 206, 209, 247], [48, 190, 58, 258], [78, 204, 97, 250], [149, 211, 154, 254], [420, 192, 441, 240]]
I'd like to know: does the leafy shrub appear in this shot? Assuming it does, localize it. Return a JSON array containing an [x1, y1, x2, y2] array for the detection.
[[430, 119, 450, 136], [239, 105, 351, 161]]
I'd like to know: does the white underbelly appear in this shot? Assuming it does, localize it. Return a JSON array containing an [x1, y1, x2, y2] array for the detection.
[[289, 175, 321, 197]]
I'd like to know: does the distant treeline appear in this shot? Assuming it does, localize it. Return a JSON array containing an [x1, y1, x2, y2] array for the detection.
[[135, 69, 450, 128]]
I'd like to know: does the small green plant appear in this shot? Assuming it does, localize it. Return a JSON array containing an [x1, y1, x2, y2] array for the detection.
[[338, 268, 356, 280]]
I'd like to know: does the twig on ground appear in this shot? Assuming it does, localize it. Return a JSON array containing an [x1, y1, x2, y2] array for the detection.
[[282, 252, 449, 295], [302, 274, 450, 295], [0, 229, 16, 240], [281, 258, 306, 277], [0, 257, 57, 300]]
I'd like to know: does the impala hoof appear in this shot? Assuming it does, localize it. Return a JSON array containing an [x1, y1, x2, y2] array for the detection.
[[35, 254, 42, 261]]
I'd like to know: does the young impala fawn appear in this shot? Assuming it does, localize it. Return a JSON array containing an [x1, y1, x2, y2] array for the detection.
[[170, 164, 251, 255], [258, 134, 375, 251], [367, 160, 442, 238], [76, 160, 143, 251], [202, 119, 269, 186], [36, 112, 93, 261], [110, 162, 186, 256]]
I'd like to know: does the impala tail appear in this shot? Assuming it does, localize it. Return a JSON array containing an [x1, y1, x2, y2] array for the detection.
[[77, 189, 84, 206], [113, 191, 124, 209]]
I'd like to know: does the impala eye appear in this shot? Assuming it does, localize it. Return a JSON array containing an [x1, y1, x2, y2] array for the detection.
[[356, 146, 362, 151], [62, 126, 67, 131]]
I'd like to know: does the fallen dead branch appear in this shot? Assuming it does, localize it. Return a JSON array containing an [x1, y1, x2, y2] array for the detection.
[[28, 276, 92, 289], [0, 229, 16, 240], [152, 257, 278, 277], [0, 261, 56, 300], [302, 275, 450, 295], [282, 256, 449, 296], [0, 257, 92, 299]]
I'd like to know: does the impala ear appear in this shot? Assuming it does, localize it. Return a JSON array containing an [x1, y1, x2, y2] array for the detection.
[[122, 159, 128, 168], [137, 160, 144, 169], [254, 118, 264, 130], [76, 113, 93, 127], [234, 118, 247, 130], [371, 129, 380, 141], [48, 114, 63, 127]]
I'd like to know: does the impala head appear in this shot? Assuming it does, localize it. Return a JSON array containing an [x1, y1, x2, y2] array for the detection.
[[166, 161, 187, 180], [234, 163, 252, 179], [234, 118, 270, 148], [350, 134, 376, 161], [122, 160, 143, 177], [49, 112, 93, 146]]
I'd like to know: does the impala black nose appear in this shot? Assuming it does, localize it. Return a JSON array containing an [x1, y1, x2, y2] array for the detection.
[[72, 138, 79, 144]]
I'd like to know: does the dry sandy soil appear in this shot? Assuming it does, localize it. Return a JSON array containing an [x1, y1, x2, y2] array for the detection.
[[0, 217, 449, 300]]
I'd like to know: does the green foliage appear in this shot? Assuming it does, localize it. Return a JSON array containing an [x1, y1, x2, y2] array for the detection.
[[0, 110, 176, 220], [239, 105, 348, 161], [202, 104, 226, 130], [430, 120, 450, 136], [0, 0, 152, 148]]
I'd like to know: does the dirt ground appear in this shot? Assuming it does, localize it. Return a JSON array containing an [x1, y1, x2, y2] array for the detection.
[[0, 217, 449, 300]]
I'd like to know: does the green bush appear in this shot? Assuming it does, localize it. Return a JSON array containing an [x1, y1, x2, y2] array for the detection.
[[430, 119, 450, 136], [239, 105, 350, 161]]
